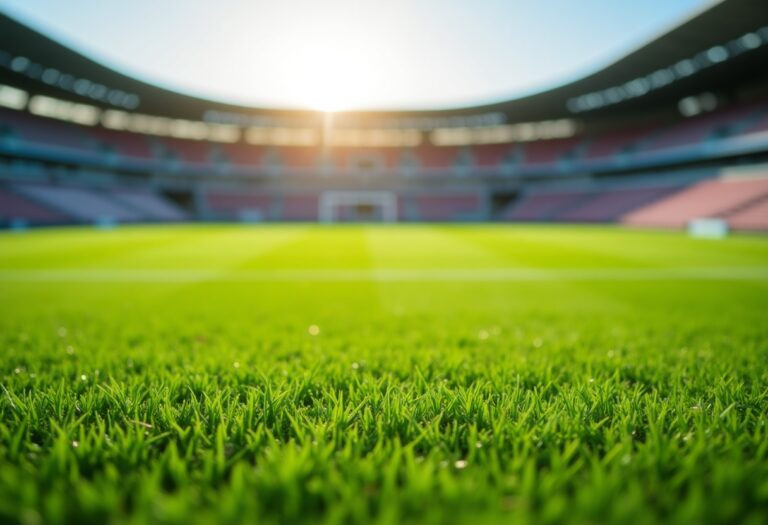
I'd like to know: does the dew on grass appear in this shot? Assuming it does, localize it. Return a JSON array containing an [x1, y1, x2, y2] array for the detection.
[[454, 460, 468, 469], [71, 441, 79, 448], [308, 325, 320, 336]]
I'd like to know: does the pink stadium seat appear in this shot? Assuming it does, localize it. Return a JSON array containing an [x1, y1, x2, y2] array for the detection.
[[12, 183, 143, 222], [557, 186, 684, 222], [503, 190, 589, 221], [221, 143, 265, 167], [736, 112, 768, 136], [413, 193, 482, 220], [110, 189, 187, 221], [522, 138, 580, 164], [328, 147, 400, 170], [88, 128, 155, 159], [582, 126, 658, 160], [205, 192, 274, 218], [0, 186, 69, 223], [162, 138, 211, 164], [279, 147, 319, 168], [472, 144, 516, 167], [726, 197, 768, 230], [0, 109, 95, 153], [636, 105, 757, 153], [415, 145, 459, 169], [281, 194, 319, 220], [622, 176, 768, 228]]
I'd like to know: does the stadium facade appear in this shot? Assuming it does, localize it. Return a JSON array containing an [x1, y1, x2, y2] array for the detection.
[[1, 0, 767, 228]]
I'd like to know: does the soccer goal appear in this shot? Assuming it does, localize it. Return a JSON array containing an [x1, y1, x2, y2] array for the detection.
[[319, 191, 398, 223]]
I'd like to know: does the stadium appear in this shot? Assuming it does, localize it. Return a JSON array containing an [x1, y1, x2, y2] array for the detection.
[[0, 0, 767, 524], [1, 1, 768, 227]]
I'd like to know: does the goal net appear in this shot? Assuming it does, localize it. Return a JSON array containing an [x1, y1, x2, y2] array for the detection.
[[319, 191, 398, 223]]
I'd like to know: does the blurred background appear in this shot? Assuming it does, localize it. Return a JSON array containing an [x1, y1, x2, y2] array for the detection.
[[0, 0, 766, 232]]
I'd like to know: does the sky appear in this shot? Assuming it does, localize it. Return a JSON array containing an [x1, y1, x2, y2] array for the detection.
[[0, 0, 711, 111]]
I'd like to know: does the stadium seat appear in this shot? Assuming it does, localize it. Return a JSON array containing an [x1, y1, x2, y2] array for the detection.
[[0, 186, 69, 224], [12, 183, 144, 222], [725, 196, 768, 230], [622, 176, 768, 228]]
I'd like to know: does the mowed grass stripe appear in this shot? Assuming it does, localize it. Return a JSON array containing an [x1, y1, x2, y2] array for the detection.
[[0, 267, 767, 281]]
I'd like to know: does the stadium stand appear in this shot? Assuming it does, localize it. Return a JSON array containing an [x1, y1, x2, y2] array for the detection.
[[1, 2, 768, 229], [329, 147, 400, 171], [4, 101, 768, 174], [110, 188, 187, 221], [281, 194, 321, 221], [556, 185, 685, 222], [204, 192, 275, 220], [473, 144, 517, 167], [13, 184, 143, 222], [739, 111, 768, 136], [581, 126, 659, 161], [220, 143, 265, 167], [726, 196, 768, 230], [622, 176, 768, 228], [278, 147, 320, 169], [0, 109, 96, 153], [0, 185, 68, 224], [502, 183, 693, 223], [522, 137, 581, 164], [88, 128, 155, 160], [411, 193, 484, 221], [502, 190, 591, 221], [414, 145, 460, 170], [162, 138, 212, 165], [634, 104, 762, 154]]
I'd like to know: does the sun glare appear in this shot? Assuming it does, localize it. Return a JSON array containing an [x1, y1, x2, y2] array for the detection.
[[276, 14, 376, 111], [296, 43, 367, 112]]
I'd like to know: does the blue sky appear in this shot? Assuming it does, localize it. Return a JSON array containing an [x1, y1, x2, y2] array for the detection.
[[0, 0, 710, 110]]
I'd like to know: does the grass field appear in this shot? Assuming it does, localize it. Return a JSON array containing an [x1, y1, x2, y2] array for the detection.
[[1, 224, 767, 525]]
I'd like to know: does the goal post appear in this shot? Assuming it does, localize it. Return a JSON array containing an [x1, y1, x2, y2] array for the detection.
[[319, 191, 398, 223]]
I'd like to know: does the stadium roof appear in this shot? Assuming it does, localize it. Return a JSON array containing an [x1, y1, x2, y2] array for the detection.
[[1, 0, 767, 125]]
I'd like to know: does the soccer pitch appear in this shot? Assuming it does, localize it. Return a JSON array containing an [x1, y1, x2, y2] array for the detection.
[[1, 225, 767, 525]]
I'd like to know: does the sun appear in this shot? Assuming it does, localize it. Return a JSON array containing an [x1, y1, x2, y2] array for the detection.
[[280, 20, 373, 112], [304, 81, 354, 113], [299, 48, 367, 112]]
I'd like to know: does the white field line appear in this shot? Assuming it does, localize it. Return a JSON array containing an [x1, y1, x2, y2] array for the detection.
[[0, 267, 766, 282]]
